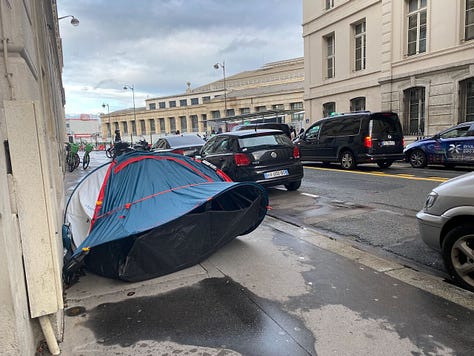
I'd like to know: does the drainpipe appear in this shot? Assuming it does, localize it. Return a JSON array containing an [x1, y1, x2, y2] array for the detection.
[[38, 316, 60, 355], [0, 0, 14, 100]]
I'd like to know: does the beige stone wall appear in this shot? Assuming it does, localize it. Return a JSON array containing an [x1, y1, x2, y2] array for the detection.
[[0, 0, 65, 354], [303, 0, 474, 136]]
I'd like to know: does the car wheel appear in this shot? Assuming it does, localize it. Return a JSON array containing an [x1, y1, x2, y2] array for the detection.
[[284, 180, 301, 191], [377, 160, 393, 169], [442, 223, 474, 292], [340, 150, 356, 170], [409, 149, 427, 168]]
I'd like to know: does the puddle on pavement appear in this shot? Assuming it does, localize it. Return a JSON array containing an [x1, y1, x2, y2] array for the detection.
[[80, 277, 315, 355]]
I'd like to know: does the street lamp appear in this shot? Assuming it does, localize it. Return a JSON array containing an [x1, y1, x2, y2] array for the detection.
[[102, 103, 111, 140], [58, 15, 80, 26], [123, 84, 136, 142], [213, 61, 227, 121]]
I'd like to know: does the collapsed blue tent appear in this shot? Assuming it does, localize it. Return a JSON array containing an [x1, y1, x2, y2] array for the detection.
[[63, 151, 268, 282]]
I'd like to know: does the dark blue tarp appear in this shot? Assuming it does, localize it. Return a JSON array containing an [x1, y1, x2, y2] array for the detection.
[[64, 151, 268, 282]]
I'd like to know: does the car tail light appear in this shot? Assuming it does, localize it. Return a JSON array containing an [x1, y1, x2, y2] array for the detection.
[[234, 153, 251, 166], [293, 146, 300, 159], [171, 149, 185, 155], [364, 136, 372, 148]]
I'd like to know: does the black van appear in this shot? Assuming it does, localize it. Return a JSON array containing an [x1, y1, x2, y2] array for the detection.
[[295, 111, 404, 169]]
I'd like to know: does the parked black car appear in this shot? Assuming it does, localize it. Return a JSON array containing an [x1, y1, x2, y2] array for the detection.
[[153, 134, 206, 158], [404, 121, 474, 168], [198, 129, 303, 190], [294, 111, 405, 169], [232, 122, 292, 138]]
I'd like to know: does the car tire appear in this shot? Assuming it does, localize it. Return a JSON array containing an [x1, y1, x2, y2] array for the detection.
[[340, 150, 356, 170], [284, 180, 301, 191], [441, 223, 474, 292], [409, 149, 427, 168], [377, 160, 394, 169]]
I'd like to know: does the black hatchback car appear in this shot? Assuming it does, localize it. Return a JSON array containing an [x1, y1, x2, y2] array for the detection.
[[295, 111, 405, 169], [198, 129, 303, 190]]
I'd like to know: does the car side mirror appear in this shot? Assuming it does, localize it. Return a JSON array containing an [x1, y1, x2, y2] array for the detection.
[[432, 134, 440, 140]]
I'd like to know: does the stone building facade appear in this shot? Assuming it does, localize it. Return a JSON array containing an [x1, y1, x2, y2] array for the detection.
[[303, 0, 474, 139], [101, 58, 305, 143], [0, 1, 65, 354]]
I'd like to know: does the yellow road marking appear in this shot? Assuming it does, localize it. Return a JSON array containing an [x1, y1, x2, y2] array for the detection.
[[304, 166, 449, 183]]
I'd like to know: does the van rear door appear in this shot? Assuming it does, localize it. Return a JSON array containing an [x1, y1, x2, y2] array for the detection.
[[368, 113, 404, 155]]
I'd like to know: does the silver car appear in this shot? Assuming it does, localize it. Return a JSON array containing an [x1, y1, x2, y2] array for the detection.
[[417, 172, 474, 292]]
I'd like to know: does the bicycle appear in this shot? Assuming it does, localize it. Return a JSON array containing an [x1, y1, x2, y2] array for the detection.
[[66, 142, 80, 172], [82, 143, 94, 169]]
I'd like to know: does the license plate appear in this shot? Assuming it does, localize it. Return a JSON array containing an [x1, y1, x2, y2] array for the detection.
[[264, 169, 289, 179], [381, 141, 395, 146]]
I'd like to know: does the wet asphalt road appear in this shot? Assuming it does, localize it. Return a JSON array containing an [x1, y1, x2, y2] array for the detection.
[[59, 151, 474, 356]]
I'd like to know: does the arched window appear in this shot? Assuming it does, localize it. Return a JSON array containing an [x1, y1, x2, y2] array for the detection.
[[350, 97, 366, 112]]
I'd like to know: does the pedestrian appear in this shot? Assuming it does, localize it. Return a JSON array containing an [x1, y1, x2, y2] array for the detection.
[[299, 127, 304, 135], [175, 130, 180, 135]]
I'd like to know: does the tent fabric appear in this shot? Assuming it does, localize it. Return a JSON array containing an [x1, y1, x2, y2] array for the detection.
[[64, 151, 268, 282]]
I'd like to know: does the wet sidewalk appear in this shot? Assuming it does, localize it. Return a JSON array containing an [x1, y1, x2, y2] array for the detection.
[[58, 151, 474, 356]]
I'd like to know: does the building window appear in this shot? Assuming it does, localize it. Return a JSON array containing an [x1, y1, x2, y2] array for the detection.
[[324, 33, 335, 79], [202, 114, 207, 130], [191, 115, 199, 132], [114, 122, 119, 131], [202, 96, 211, 103], [131, 121, 137, 135], [325, 0, 334, 10], [180, 99, 187, 107], [149, 103, 156, 110], [240, 107, 250, 114], [226, 109, 235, 117], [256, 106, 266, 112], [407, 0, 427, 56], [404, 87, 425, 136], [180, 116, 187, 132], [149, 119, 156, 134], [159, 118, 165, 133], [122, 122, 128, 134], [354, 20, 366, 71], [272, 104, 285, 110], [466, 0, 474, 40], [191, 98, 199, 105], [323, 102, 336, 117], [140, 120, 146, 134], [459, 78, 474, 122], [169, 100, 176, 108], [290, 102, 303, 110], [169, 117, 176, 132], [211, 110, 221, 119], [350, 97, 366, 112], [159, 102, 166, 109]]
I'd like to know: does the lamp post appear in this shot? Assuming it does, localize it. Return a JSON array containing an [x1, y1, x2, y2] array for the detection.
[[102, 103, 110, 140], [123, 84, 136, 142], [213, 61, 227, 129], [58, 15, 80, 26]]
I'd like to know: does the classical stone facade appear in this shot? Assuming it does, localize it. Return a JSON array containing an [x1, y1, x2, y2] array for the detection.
[[101, 58, 305, 143], [0, 1, 65, 354], [303, 0, 474, 139]]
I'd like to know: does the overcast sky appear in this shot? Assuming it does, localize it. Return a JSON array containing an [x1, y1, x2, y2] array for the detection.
[[57, 0, 303, 117]]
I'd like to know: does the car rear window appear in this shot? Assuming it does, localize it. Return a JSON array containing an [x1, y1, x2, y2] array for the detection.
[[238, 133, 292, 149], [165, 135, 205, 146], [370, 114, 402, 137]]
